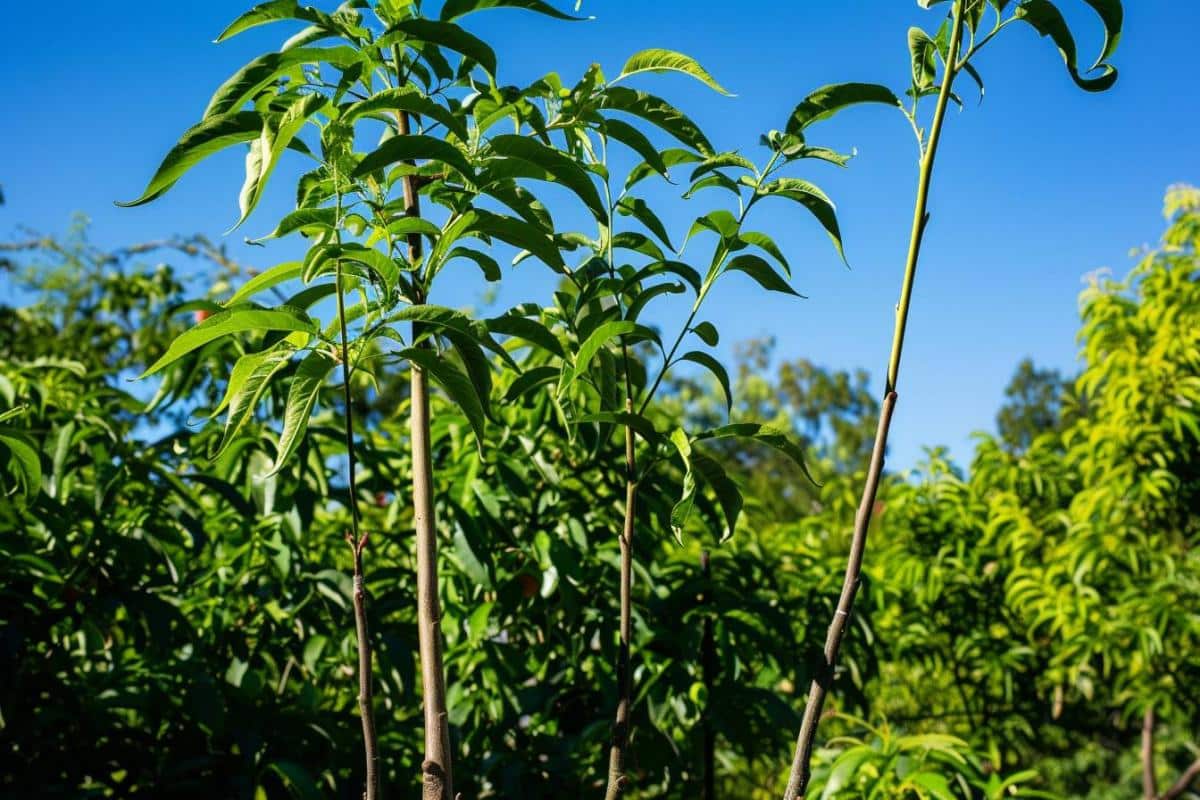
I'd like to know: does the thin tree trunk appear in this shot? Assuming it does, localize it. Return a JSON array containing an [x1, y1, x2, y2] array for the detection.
[[395, 108, 454, 800], [348, 532, 379, 800], [605, 400, 638, 800], [700, 550, 716, 800], [1143, 708, 1158, 800], [781, 5, 966, 798], [413, 362, 453, 800]]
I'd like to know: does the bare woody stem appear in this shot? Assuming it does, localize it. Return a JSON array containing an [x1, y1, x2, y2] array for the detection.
[[1162, 758, 1200, 800], [347, 531, 379, 800], [1144, 708, 1158, 800], [605, 398, 639, 800], [396, 108, 454, 800], [781, 4, 966, 798], [700, 550, 716, 800]]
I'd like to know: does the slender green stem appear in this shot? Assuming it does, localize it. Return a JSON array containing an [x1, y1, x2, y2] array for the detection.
[[781, 4, 967, 798], [334, 166, 379, 800]]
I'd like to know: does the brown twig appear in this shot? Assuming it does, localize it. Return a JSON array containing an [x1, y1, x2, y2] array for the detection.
[[347, 531, 380, 800], [700, 550, 716, 800], [605, 399, 639, 800], [1161, 758, 1200, 800], [1144, 708, 1158, 800]]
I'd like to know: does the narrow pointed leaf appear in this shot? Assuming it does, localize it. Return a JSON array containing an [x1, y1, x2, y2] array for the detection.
[[786, 82, 902, 134], [224, 262, 304, 306], [213, 346, 295, 456], [677, 350, 732, 411], [1014, 0, 1119, 92], [216, 1, 337, 42], [204, 47, 358, 117], [694, 422, 817, 485], [488, 134, 606, 221], [600, 87, 714, 155], [402, 347, 488, 450], [754, 177, 845, 263], [387, 18, 497, 76], [354, 133, 474, 179], [342, 86, 468, 139], [118, 112, 307, 207], [440, 0, 586, 21], [614, 48, 733, 95], [724, 253, 801, 296], [264, 351, 335, 476], [140, 306, 317, 378]]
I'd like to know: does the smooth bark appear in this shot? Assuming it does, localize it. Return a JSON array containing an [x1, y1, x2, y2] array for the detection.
[[605, 401, 638, 800], [781, 4, 966, 797], [396, 108, 453, 800]]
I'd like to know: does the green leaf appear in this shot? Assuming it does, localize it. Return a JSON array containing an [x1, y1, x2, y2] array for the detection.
[[624, 147, 701, 191], [140, 306, 317, 378], [561, 320, 637, 394], [504, 365, 559, 402], [600, 87, 714, 155], [614, 49, 733, 96], [487, 314, 564, 357], [1014, 0, 1119, 92], [341, 86, 468, 139], [215, 1, 337, 43], [724, 254, 801, 296], [908, 27, 938, 89], [617, 196, 674, 251], [440, 0, 586, 21], [678, 351, 732, 411], [117, 112, 308, 207], [690, 451, 742, 541], [264, 350, 335, 477], [204, 47, 358, 118], [690, 152, 756, 183], [694, 422, 817, 485], [739, 230, 791, 276], [224, 262, 304, 306], [213, 347, 295, 457], [0, 431, 41, 498], [387, 18, 497, 77], [691, 321, 719, 347], [265, 760, 324, 800], [259, 208, 337, 241], [754, 178, 845, 264], [389, 304, 508, 360], [236, 93, 328, 229], [602, 118, 668, 180], [909, 772, 956, 800], [626, 281, 685, 322], [488, 134, 606, 221], [303, 244, 402, 293], [465, 209, 564, 271], [445, 247, 502, 281], [786, 82, 902, 134], [402, 347, 488, 451], [573, 411, 661, 445], [354, 133, 474, 179], [1081, 0, 1124, 68]]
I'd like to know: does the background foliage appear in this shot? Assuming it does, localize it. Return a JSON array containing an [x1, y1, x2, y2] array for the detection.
[[2, 185, 1197, 798]]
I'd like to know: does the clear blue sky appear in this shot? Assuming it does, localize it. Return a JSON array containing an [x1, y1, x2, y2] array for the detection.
[[2, 1, 1196, 469]]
